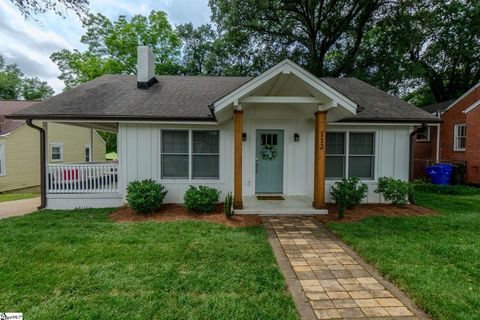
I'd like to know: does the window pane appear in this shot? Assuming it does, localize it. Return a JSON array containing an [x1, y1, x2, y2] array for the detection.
[[162, 130, 188, 153], [162, 155, 189, 178], [326, 132, 345, 155], [349, 156, 374, 179], [193, 130, 219, 154], [326, 156, 345, 178], [193, 155, 219, 179], [349, 133, 374, 155]]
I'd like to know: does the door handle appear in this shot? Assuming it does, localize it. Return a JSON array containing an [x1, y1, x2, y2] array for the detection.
[[256, 157, 258, 173]]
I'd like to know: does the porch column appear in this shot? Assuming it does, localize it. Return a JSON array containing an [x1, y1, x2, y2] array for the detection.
[[313, 111, 327, 209], [233, 109, 243, 209]]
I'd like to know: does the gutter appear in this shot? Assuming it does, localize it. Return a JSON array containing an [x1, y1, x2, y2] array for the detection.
[[26, 119, 46, 210]]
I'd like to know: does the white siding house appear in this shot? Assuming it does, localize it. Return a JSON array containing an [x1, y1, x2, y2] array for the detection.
[[7, 46, 439, 211]]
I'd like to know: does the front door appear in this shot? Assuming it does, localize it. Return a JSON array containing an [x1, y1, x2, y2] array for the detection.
[[255, 130, 284, 194]]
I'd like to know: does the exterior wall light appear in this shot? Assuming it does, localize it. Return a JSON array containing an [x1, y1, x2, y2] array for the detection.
[[294, 133, 300, 142], [242, 132, 247, 141]]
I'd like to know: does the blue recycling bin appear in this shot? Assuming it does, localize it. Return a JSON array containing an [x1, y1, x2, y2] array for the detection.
[[426, 164, 453, 185]]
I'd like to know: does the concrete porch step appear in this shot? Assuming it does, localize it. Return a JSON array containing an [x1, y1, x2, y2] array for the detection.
[[236, 208, 328, 215], [237, 195, 328, 215]]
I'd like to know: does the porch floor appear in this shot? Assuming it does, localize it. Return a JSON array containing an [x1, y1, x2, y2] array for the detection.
[[237, 196, 328, 215]]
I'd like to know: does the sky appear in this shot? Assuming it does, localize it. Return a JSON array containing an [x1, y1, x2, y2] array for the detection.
[[0, 0, 211, 93]]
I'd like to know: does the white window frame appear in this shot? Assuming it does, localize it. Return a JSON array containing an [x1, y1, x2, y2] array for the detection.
[[326, 130, 377, 181], [160, 129, 220, 181], [453, 124, 466, 151], [416, 127, 431, 142], [84, 144, 91, 162], [0, 141, 6, 176], [50, 143, 64, 162]]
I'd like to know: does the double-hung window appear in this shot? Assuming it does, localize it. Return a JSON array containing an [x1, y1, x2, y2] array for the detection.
[[454, 124, 466, 151], [50, 143, 63, 162], [162, 130, 189, 179], [161, 130, 220, 179], [0, 142, 5, 176], [326, 132, 375, 180], [192, 130, 219, 179], [326, 132, 346, 179]]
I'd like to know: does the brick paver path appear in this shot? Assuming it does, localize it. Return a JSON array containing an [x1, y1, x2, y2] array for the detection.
[[264, 216, 428, 320]]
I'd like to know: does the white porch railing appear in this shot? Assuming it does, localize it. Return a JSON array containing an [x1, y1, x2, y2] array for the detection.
[[47, 162, 118, 194]]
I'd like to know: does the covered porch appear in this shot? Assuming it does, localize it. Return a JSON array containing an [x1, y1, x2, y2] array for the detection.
[[213, 60, 358, 212], [42, 121, 123, 209]]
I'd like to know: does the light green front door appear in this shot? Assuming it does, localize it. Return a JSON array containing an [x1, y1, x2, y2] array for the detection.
[[255, 130, 284, 194]]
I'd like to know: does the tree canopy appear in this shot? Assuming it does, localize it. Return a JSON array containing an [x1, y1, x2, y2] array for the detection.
[[51, 11, 181, 89], [0, 55, 54, 100]]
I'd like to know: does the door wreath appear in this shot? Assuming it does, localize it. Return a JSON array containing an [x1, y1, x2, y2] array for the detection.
[[261, 144, 277, 160]]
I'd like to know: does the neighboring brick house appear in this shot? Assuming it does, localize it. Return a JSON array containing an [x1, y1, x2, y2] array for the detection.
[[412, 83, 480, 184]]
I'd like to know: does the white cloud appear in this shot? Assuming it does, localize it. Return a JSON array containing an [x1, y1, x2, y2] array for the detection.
[[0, 0, 210, 94]]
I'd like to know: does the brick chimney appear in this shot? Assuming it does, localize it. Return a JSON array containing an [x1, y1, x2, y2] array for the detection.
[[137, 46, 158, 89]]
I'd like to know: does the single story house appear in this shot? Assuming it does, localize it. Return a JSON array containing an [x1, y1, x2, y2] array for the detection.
[[412, 82, 480, 183], [1, 100, 107, 193], [7, 46, 439, 212]]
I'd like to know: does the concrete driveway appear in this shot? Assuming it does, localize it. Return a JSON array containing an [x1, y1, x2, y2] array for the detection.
[[0, 197, 41, 219]]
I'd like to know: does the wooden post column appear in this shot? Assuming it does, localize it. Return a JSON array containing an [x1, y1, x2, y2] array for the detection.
[[233, 110, 244, 209], [313, 111, 327, 209]]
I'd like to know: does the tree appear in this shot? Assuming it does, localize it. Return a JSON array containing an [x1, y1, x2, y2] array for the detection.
[[9, 0, 88, 20], [209, 0, 387, 77], [21, 77, 54, 100], [0, 55, 53, 100], [352, 0, 480, 103], [51, 11, 181, 88], [0, 56, 22, 100]]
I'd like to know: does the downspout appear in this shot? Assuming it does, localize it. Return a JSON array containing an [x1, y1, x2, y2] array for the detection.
[[26, 119, 46, 209], [409, 124, 425, 182]]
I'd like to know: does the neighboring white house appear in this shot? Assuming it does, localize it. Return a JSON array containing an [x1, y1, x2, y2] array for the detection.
[[7, 46, 439, 212]]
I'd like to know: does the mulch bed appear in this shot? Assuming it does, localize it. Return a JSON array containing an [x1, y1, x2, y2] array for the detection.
[[109, 203, 262, 228], [316, 203, 438, 223]]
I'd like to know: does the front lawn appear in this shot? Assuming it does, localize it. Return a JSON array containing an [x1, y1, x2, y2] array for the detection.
[[0, 209, 298, 319], [0, 193, 39, 202], [327, 191, 480, 320]]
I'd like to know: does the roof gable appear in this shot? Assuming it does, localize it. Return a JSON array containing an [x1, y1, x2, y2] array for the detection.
[[213, 59, 358, 117]]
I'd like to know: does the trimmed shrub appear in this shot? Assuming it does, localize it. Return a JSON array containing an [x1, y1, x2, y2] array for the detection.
[[330, 177, 368, 219], [375, 177, 413, 207], [224, 192, 234, 219], [184, 186, 221, 213], [413, 180, 480, 195], [126, 179, 167, 214]]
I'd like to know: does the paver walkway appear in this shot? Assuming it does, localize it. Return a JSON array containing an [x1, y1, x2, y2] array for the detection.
[[0, 197, 40, 219], [263, 216, 428, 320]]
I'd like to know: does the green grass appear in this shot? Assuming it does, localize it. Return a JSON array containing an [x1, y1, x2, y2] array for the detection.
[[0, 193, 39, 202], [0, 209, 298, 319], [327, 191, 480, 319]]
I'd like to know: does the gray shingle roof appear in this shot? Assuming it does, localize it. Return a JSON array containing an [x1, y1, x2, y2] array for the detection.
[[421, 99, 455, 114], [8, 74, 439, 123], [8, 75, 252, 121], [320, 78, 439, 122], [0, 100, 38, 135]]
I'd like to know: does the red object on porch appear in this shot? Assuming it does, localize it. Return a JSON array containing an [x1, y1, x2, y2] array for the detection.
[[63, 168, 78, 180]]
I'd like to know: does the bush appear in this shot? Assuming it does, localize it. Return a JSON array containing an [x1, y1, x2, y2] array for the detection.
[[330, 177, 368, 219], [413, 180, 480, 195], [375, 177, 413, 207], [184, 186, 221, 213], [126, 179, 167, 214], [224, 192, 234, 219]]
